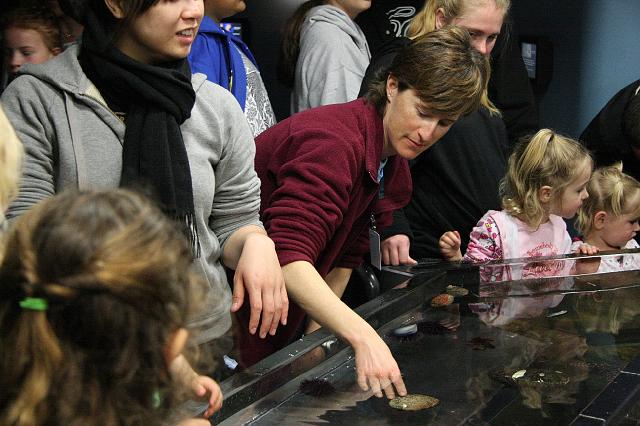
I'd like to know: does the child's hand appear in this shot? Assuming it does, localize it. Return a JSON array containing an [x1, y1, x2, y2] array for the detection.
[[573, 243, 600, 274], [176, 419, 210, 426], [575, 243, 599, 256], [439, 231, 462, 261], [381, 234, 417, 265], [169, 355, 223, 418], [192, 375, 223, 418]]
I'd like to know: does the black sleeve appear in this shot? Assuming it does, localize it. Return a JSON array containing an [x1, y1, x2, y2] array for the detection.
[[489, 22, 539, 145], [580, 79, 640, 167], [380, 209, 414, 242]]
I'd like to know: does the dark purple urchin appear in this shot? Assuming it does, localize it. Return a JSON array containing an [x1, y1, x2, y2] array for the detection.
[[299, 378, 336, 397], [390, 321, 453, 342], [391, 330, 424, 342], [466, 337, 496, 350], [418, 321, 453, 336]]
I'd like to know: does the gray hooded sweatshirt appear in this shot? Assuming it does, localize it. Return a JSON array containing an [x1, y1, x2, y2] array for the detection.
[[291, 5, 371, 114], [2, 45, 263, 343]]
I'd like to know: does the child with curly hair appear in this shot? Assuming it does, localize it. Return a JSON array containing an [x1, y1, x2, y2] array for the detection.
[[0, 189, 222, 425]]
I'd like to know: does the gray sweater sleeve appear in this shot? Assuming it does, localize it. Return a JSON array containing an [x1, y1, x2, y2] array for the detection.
[[197, 82, 264, 248], [1, 76, 60, 220], [296, 22, 369, 108]]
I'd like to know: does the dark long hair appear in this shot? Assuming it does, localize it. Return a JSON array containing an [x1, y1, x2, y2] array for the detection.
[[60, 0, 160, 40], [277, 0, 324, 88]]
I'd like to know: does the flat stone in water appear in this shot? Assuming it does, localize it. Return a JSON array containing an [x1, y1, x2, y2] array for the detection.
[[430, 293, 454, 307], [445, 285, 469, 297], [389, 394, 439, 411], [515, 369, 570, 387]]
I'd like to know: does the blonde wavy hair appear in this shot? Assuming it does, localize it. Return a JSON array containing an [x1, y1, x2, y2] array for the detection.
[[0, 106, 22, 215], [575, 163, 640, 235], [407, 0, 511, 116], [0, 189, 206, 425], [500, 129, 593, 229]]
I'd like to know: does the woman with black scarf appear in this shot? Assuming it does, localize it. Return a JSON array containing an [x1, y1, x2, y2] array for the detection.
[[1, 0, 288, 350]]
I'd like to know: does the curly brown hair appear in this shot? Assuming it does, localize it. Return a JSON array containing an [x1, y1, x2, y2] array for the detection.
[[0, 189, 207, 425]]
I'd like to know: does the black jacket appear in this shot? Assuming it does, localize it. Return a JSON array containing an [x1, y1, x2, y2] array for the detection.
[[580, 79, 640, 181]]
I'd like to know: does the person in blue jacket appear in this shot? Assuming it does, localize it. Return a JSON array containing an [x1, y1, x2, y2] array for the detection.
[[188, 0, 276, 136]]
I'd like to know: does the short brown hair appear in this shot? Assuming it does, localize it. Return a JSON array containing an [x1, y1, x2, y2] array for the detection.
[[364, 26, 490, 118]]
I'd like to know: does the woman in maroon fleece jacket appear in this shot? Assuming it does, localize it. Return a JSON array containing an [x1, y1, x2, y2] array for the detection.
[[239, 27, 489, 399]]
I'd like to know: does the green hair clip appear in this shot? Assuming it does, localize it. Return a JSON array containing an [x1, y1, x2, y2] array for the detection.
[[152, 389, 162, 409], [19, 297, 48, 311]]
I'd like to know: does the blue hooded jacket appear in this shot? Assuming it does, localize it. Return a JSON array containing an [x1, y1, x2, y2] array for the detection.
[[188, 16, 258, 111]]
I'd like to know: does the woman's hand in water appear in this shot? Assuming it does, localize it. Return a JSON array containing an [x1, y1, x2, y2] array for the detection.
[[439, 231, 462, 261], [352, 330, 407, 399]]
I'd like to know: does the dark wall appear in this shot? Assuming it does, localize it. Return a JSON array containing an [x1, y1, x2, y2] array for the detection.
[[240, 0, 640, 134], [511, 0, 640, 137], [236, 0, 307, 121]]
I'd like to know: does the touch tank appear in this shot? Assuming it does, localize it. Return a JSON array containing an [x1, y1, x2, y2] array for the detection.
[[206, 250, 640, 425]]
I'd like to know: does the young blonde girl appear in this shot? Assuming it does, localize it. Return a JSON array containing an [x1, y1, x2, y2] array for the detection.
[[572, 163, 640, 272], [0, 189, 221, 425], [440, 128, 595, 266]]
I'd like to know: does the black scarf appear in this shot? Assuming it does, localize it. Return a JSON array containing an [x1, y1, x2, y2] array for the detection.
[[78, 5, 200, 256]]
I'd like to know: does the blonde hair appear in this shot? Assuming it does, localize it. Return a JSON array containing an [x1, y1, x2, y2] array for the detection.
[[575, 163, 640, 235], [0, 189, 206, 425], [500, 129, 593, 229], [0, 106, 23, 214], [365, 26, 490, 118], [407, 0, 510, 116]]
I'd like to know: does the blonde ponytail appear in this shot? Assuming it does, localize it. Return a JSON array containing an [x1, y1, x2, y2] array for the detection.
[[501, 129, 592, 229], [575, 162, 640, 235]]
